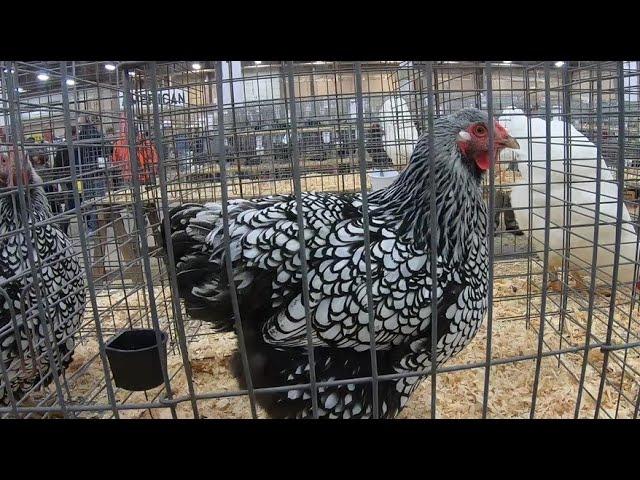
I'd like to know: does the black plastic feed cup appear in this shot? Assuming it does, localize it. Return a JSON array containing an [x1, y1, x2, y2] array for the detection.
[[105, 329, 168, 391]]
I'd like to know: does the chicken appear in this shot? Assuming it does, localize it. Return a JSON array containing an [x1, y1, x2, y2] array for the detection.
[[378, 97, 419, 167], [165, 109, 519, 419], [498, 107, 639, 293], [0, 151, 86, 407]]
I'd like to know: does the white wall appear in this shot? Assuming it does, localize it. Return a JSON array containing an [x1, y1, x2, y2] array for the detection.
[[221, 61, 246, 105], [243, 76, 281, 103]]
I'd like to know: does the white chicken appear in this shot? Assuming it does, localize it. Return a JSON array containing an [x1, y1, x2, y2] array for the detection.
[[378, 97, 419, 167], [498, 107, 639, 293]]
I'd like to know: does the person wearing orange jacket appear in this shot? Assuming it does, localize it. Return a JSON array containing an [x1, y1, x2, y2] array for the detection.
[[112, 114, 159, 186]]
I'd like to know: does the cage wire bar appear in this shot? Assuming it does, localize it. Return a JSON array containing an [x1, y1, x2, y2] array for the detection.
[[0, 61, 639, 418], [424, 61, 438, 419], [482, 62, 496, 419], [60, 62, 119, 419], [595, 61, 628, 417], [354, 61, 380, 418], [283, 60, 320, 419], [122, 64, 177, 419], [214, 61, 258, 419], [148, 62, 200, 419], [574, 63, 604, 415], [530, 62, 553, 417]]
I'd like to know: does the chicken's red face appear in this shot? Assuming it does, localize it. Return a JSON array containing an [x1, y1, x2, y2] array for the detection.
[[0, 152, 34, 188], [456, 121, 520, 172]]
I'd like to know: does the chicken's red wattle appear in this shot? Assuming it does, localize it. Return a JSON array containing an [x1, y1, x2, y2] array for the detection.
[[476, 152, 491, 171]]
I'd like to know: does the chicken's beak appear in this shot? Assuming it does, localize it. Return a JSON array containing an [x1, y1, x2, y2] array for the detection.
[[499, 135, 520, 150], [493, 121, 520, 150]]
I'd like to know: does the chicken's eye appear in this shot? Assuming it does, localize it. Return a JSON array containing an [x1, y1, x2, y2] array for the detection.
[[474, 125, 487, 136]]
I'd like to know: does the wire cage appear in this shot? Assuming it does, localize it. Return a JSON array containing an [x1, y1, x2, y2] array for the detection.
[[0, 60, 639, 419]]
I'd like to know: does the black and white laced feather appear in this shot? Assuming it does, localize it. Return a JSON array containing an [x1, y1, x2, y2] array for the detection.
[[166, 109, 491, 418], [0, 167, 85, 406]]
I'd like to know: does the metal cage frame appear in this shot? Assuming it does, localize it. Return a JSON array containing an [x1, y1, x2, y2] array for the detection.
[[0, 60, 639, 419]]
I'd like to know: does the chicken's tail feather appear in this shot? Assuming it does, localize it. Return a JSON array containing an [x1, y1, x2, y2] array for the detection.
[[161, 203, 236, 331]]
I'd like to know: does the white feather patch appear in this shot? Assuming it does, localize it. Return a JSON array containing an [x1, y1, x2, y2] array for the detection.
[[457, 130, 471, 141]]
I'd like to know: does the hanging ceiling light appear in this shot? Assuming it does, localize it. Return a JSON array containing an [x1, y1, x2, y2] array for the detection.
[[128, 71, 136, 77], [16, 87, 25, 93], [502, 61, 512, 64], [105, 63, 116, 71], [66, 79, 76, 86], [555, 61, 565, 68], [255, 61, 262, 65], [37, 73, 50, 81], [192, 62, 202, 71]]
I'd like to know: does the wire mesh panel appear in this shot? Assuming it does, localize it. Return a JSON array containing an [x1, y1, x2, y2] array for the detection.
[[0, 60, 639, 419]]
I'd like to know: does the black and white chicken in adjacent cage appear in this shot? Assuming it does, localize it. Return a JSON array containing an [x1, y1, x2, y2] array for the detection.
[[0, 150, 85, 408]]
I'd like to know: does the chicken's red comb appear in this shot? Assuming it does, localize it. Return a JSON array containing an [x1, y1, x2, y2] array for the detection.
[[494, 121, 508, 137]]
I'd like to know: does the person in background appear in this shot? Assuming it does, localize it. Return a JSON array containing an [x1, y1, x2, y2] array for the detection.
[[104, 126, 115, 158], [175, 132, 190, 175], [27, 144, 52, 188], [135, 130, 159, 184], [28, 144, 69, 231], [192, 128, 205, 165], [112, 120, 160, 186], [175, 132, 189, 158], [77, 115, 106, 235], [53, 127, 78, 236], [102, 126, 118, 188]]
